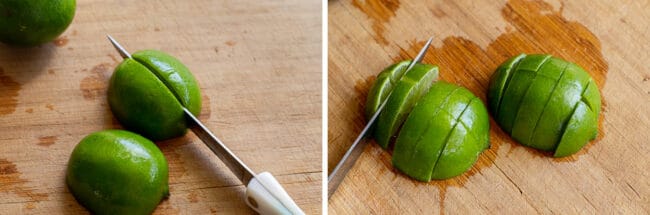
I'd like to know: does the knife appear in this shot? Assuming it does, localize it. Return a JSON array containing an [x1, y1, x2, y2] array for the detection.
[[327, 37, 433, 198], [107, 35, 304, 215]]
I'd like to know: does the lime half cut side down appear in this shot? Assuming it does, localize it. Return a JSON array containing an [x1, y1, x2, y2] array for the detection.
[[66, 130, 169, 215]]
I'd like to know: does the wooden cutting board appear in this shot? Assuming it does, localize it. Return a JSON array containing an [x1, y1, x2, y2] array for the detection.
[[0, 0, 321, 214], [329, 0, 648, 213]]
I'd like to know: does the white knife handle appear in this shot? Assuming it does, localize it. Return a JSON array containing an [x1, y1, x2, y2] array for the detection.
[[245, 172, 305, 215]]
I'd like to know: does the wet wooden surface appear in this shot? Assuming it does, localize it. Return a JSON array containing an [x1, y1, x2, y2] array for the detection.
[[0, 0, 321, 214], [329, 0, 648, 213]]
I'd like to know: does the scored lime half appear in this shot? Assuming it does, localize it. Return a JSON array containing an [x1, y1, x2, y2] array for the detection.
[[108, 50, 202, 141]]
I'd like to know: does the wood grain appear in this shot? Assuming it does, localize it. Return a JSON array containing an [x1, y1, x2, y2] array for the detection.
[[328, 0, 649, 213], [0, 0, 322, 214]]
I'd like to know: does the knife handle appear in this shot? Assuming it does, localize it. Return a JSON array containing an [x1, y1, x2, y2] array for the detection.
[[245, 172, 305, 215]]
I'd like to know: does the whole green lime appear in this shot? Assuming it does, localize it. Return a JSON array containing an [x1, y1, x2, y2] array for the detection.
[[66, 130, 169, 215], [108, 50, 202, 141], [488, 53, 601, 157], [0, 0, 76, 46], [392, 81, 490, 181]]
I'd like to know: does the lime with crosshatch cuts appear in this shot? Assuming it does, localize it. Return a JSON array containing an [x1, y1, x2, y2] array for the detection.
[[108, 50, 202, 141], [488, 53, 601, 157]]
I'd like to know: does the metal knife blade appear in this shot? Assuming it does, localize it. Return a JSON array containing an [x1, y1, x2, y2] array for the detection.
[[327, 37, 434, 198], [183, 108, 256, 184]]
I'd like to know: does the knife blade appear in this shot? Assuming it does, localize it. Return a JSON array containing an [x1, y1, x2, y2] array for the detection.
[[107, 35, 304, 214], [183, 107, 256, 184], [182, 107, 303, 214], [327, 37, 434, 198]]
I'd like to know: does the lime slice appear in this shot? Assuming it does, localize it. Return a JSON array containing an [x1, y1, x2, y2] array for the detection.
[[530, 62, 591, 151], [495, 54, 551, 133], [487, 54, 525, 117], [365, 61, 411, 119], [510, 57, 567, 147], [391, 82, 459, 181], [554, 102, 597, 157], [371, 63, 439, 148]]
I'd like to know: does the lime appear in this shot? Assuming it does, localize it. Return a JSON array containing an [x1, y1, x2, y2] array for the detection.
[[367, 63, 439, 148], [66, 130, 169, 215], [488, 54, 601, 157], [108, 50, 202, 141], [487, 54, 525, 115], [365, 60, 410, 119], [0, 0, 76, 46], [494, 54, 550, 134], [554, 101, 597, 157], [392, 82, 489, 181], [510, 57, 566, 147]]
